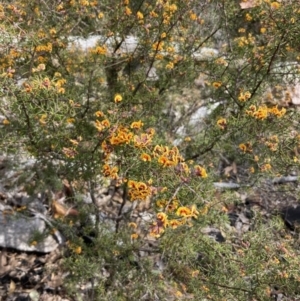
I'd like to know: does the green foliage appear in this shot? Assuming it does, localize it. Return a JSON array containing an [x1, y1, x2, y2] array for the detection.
[[1, 0, 300, 299]]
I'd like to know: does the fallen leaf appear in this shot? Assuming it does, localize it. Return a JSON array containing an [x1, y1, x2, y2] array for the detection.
[[9, 280, 16, 294], [51, 200, 78, 218], [240, 0, 258, 9]]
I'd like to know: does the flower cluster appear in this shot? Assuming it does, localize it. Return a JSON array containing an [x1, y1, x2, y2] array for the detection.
[[36, 42, 53, 53], [217, 118, 227, 130], [265, 135, 279, 152], [153, 145, 184, 167], [238, 91, 252, 102], [239, 142, 253, 153], [102, 164, 118, 179], [128, 180, 152, 201], [110, 126, 133, 145], [193, 165, 208, 178], [21, 74, 67, 95], [235, 34, 255, 48], [90, 45, 107, 55], [149, 205, 200, 237], [260, 163, 272, 172], [246, 105, 286, 120]]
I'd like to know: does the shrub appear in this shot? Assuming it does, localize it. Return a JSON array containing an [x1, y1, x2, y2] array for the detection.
[[1, 0, 300, 299]]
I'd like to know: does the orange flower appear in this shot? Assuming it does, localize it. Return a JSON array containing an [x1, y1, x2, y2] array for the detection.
[[128, 222, 137, 229], [158, 155, 170, 167], [212, 81, 222, 88], [114, 93, 123, 103], [239, 143, 247, 153], [95, 111, 104, 117], [130, 120, 144, 129], [176, 206, 192, 217], [217, 118, 227, 130], [157, 212, 168, 227], [140, 153, 151, 162], [94, 120, 104, 131], [168, 219, 182, 229], [194, 165, 207, 178], [131, 233, 139, 240], [101, 119, 110, 128]]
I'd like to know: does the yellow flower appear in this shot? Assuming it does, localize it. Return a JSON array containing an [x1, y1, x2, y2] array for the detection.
[[166, 3, 177, 13], [249, 167, 255, 173], [166, 62, 174, 69], [168, 219, 182, 229], [244, 91, 251, 99], [114, 93, 123, 103], [128, 222, 137, 229], [80, 0, 89, 6], [194, 165, 208, 178], [157, 212, 168, 227], [140, 153, 151, 162], [260, 27, 266, 34], [49, 28, 56, 35], [125, 6, 132, 15], [238, 94, 246, 102], [212, 81, 222, 88], [2, 119, 10, 125], [270, 1, 280, 9], [261, 163, 272, 172], [217, 118, 227, 130], [39, 114, 47, 125], [245, 13, 252, 21], [130, 120, 143, 129], [238, 91, 251, 102], [190, 12, 197, 21], [152, 41, 164, 51], [131, 233, 139, 240], [74, 246, 82, 254], [102, 164, 119, 179], [101, 119, 110, 128], [92, 46, 107, 55], [253, 105, 268, 120], [57, 87, 65, 94], [136, 11, 143, 19], [94, 120, 104, 131], [146, 127, 155, 137], [269, 106, 286, 118], [158, 155, 171, 167], [191, 205, 200, 217], [156, 199, 166, 208], [176, 206, 192, 217], [69, 139, 79, 146], [239, 143, 247, 153], [150, 10, 158, 18], [160, 32, 167, 39], [95, 111, 104, 117], [37, 63, 46, 71]]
